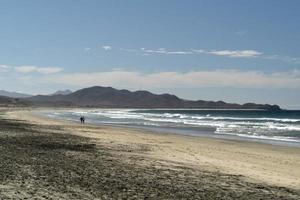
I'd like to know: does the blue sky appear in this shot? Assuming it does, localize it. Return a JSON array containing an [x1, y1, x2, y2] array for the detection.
[[0, 0, 299, 108]]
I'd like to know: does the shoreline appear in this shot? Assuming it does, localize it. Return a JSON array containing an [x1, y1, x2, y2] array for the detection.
[[14, 107, 300, 148], [38, 108, 300, 148], [5, 108, 300, 191]]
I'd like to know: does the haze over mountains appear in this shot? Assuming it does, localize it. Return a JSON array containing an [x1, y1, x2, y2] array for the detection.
[[0, 90, 32, 98], [51, 90, 73, 96], [0, 89, 73, 98], [23, 86, 280, 110]]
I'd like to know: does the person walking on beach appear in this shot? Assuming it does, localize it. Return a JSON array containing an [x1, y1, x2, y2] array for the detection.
[[80, 116, 86, 124]]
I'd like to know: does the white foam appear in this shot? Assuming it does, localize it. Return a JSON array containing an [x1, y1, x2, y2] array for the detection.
[[41, 109, 300, 143], [228, 132, 299, 142]]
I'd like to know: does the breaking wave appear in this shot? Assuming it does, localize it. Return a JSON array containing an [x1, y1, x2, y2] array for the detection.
[[41, 109, 300, 143]]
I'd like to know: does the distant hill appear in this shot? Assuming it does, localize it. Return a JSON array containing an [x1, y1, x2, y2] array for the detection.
[[51, 89, 72, 96], [27, 86, 281, 110], [0, 95, 29, 106], [0, 90, 32, 98]]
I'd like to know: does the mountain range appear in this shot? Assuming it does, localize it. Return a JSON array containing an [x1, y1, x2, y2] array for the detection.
[[0, 90, 32, 98], [0, 89, 73, 98], [51, 90, 73, 96], [24, 86, 281, 110], [0, 95, 29, 106]]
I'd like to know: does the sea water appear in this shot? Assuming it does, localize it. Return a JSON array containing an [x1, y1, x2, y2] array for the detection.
[[40, 109, 300, 147]]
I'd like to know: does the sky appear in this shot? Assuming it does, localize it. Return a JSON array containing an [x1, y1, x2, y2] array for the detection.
[[0, 0, 299, 109]]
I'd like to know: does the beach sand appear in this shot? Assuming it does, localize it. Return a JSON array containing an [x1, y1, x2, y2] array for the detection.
[[1, 107, 300, 199]]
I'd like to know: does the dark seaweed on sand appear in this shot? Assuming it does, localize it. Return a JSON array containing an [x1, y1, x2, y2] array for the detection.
[[0, 112, 299, 199]]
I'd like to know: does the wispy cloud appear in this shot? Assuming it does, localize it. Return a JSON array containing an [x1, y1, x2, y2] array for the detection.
[[193, 49, 263, 58], [205, 50, 263, 58], [1, 64, 63, 74], [0, 64, 11, 69], [141, 47, 167, 54], [102, 45, 112, 51], [167, 51, 193, 55], [119, 46, 300, 64], [84, 47, 91, 52], [140, 48, 193, 55], [46, 69, 300, 89], [125, 47, 262, 58], [0, 65, 11, 72], [15, 66, 63, 74]]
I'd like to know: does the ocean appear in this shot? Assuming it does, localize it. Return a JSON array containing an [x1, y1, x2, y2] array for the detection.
[[40, 109, 300, 147]]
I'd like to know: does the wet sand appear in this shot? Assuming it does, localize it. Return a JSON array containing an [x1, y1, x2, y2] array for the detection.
[[1, 108, 300, 199]]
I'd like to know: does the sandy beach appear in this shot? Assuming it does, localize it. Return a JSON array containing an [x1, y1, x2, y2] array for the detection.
[[1, 107, 300, 199]]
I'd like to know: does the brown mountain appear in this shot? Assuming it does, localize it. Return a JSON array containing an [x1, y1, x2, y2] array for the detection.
[[27, 86, 281, 110]]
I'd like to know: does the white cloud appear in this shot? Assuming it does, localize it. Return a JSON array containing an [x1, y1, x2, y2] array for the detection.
[[166, 51, 193, 55], [141, 48, 167, 54], [15, 66, 63, 74], [46, 69, 300, 89], [0, 65, 11, 72], [84, 47, 91, 52], [135, 47, 262, 58], [1, 64, 63, 74], [0, 64, 11, 69], [191, 49, 205, 53], [206, 50, 263, 58], [141, 48, 193, 55], [115, 46, 300, 64], [102, 45, 112, 51]]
